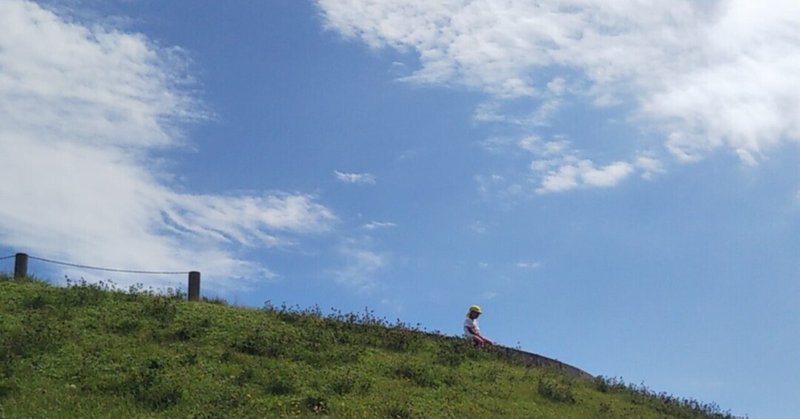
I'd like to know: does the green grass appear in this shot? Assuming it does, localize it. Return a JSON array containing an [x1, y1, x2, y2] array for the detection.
[[0, 275, 740, 418]]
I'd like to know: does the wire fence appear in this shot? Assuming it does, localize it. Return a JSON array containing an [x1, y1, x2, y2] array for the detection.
[[1, 252, 202, 301], [27, 255, 189, 275]]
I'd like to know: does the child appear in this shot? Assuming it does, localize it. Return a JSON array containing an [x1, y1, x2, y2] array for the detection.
[[464, 305, 493, 347]]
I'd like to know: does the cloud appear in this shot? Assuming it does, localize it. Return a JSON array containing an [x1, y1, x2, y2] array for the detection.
[[480, 291, 498, 300], [0, 1, 335, 289], [477, 134, 664, 195], [334, 170, 377, 185], [330, 238, 388, 291], [317, 0, 800, 166], [362, 221, 397, 230], [537, 157, 633, 194], [468, 221, 488, 235], [516, 261, 542, 270], [634, 155, 667, 180]]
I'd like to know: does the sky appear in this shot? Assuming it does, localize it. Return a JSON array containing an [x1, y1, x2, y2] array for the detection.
[[1, 0, 799, 417]]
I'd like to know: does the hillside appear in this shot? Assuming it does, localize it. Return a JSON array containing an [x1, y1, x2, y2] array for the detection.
[[0, 275, 738, 418]]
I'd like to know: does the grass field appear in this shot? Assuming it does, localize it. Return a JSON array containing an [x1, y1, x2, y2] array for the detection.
[[0, 275, 739, 418]]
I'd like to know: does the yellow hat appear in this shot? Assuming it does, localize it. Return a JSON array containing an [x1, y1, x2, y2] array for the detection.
[[469, 305, 482, 314]]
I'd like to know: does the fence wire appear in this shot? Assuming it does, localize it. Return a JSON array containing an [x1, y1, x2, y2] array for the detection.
[[0, 255, 15, 261], [27, 255, 189, 275]]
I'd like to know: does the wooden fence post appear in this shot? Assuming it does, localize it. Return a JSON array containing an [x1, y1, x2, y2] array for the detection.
[[14, 253, 28, 279], [188, 271, 201, 302]]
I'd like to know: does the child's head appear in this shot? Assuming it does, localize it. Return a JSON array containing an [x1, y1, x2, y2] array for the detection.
[[467, 305, 482, 318]]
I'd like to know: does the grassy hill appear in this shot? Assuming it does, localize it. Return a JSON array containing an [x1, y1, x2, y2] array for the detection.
[[0, 275, 738, 418]]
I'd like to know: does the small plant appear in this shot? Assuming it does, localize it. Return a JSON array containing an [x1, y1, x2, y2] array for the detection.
[[143, 296, 178, 324], [235, 367, 256, 386], [21, 293, 51, 310], [63, 277, 111, 307], [434, 340, 473, 367], [232, 326, 289, 357], [264, 370, 297, 396], [110, 318, 140, 335], [126, 358, 182, 411], [202, 295, 228, 305], [383, 327, 420, 352], [393, 362, 439, 388], [169, 316, 211, 341], [537, 375, 576, 404], [386, 402, 413, 418], [302, 395, 329, 415], [0, 381, 15, 399]]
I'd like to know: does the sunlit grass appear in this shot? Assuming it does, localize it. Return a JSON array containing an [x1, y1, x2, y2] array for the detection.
[[0, 277, 739, 418]]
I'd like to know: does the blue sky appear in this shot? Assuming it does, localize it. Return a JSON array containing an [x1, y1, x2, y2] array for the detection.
[[1, 1, 799, 417]]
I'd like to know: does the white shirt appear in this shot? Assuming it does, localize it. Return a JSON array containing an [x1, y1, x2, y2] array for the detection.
[[464, 317, 480, 338]]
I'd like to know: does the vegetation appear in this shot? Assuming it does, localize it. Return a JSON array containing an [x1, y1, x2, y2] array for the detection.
[[0, 275, 740, 418]]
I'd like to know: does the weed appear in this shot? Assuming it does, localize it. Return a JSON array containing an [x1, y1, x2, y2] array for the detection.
[[179, 353, 198, 368], [599, 401, 612, 414], [202, 296, 228, 305], [143, 296, 178, 324], [434, 341, 470, 367], [594, 375, 626, 393], [0, 381, 16, 399], [110, 318, 140, 335], [302, 395, 329, 415], [383, 327, 420, 352], [264, 370, 297, 396], [537, 375, 576, 404], [63, 277, 111, 307], [21, 293, 52, 310], [393, 362, 439, 388], [169, 316, 211, 341], [126, 358, 182, 411], [232, 326, 295, 357], [1, 314, 62, 358], [235, 367, 256, 386], [329, 369, 371, 395], [386, 402, 413, 418]]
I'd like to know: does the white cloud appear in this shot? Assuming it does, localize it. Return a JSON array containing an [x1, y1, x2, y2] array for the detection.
[[538, 159, 633, 193], [330, 238, 388, 291], [468, 221, 488, 235], [317, 0, 800, 167], [481, 291, 498, 300], [635, 155, 667, 180], [0, 1, 335, 290], [334, 170, 377, 185], [362, 221, 397, 230], [516, 261, 542, 270]]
